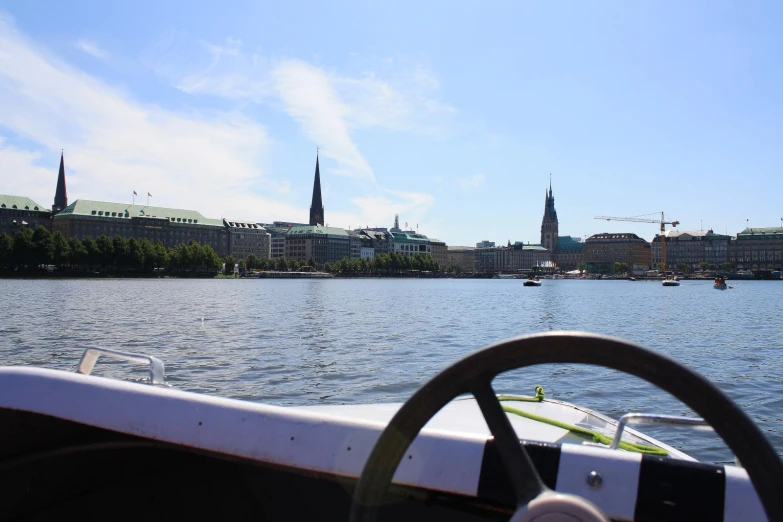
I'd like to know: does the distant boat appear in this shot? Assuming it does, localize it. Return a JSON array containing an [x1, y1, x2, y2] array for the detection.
[[662, 276, 680, 287], [713, 276, 727, 290], [523, 277, 542, 287]]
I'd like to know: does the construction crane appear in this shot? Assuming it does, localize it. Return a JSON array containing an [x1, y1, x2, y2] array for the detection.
[[594, 212, 680, 272]]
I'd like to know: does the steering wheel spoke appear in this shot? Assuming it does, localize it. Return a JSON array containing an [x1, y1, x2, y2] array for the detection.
[[472, 379, 546, 506], [349, 332, 783, 522]]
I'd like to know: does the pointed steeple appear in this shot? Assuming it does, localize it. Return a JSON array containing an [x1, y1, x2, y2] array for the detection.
[[53, 150, 68, 213], [309, 151, 324, 226]]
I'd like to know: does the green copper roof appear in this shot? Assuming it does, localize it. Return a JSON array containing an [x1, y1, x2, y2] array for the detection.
[[56, 199, 223, 226], [737, 227, 783, 237], [287, 225, 348, 237], [0, 194, 50, 213]]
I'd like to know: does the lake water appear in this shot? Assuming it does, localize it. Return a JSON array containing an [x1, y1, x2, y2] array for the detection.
[[1, 277, 781, 464]]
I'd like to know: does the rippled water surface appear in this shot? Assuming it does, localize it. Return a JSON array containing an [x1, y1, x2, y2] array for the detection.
[[2, 278, 781, 463]]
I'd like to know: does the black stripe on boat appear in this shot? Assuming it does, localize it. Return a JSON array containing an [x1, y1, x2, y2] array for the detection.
[[477, 440, 561, 504], [635, 454, 725, 522]]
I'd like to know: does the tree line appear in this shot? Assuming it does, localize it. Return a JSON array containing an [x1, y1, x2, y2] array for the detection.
[[0, 226, 222, 273], [232, 252, 444, 276]]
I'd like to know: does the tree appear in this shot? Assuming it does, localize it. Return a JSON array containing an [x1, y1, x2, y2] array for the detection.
[[576, 262, 586, 272], [32, 226, 54, 266], [127, 238, 145, 270], [720, 262, 733, 271], [112, 235, 130, 270], [613, 261, 629, 274], [52, 232, 71, 266], [224, 255, 236, 274], [246, 255, 260, 270], [698, 262, 711, 272], [675, 262, 689, 273], [307, 256, 316, 269], [96, 235, 114, 269], [13, 227, 35, 268], [68, 237, 88, 268], [82, 237, 100, 268], [0, 232, 13, 269]]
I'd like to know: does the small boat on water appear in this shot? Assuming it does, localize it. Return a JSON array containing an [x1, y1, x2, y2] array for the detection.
[[714, 276, 728, 290], [1, 333, 779, 521], [662, 276, 680, 287], [523, 276, 542, 286]]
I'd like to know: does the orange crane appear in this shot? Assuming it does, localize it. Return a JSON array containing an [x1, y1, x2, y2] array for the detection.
[[594, 212, 680, 272]]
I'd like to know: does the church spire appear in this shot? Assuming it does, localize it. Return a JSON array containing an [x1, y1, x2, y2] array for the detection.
[[309, 150, 324, 226], [53, 150, 68, 213]]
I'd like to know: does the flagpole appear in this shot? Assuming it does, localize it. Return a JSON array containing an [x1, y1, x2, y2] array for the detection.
[[132, 192, 135, 206]]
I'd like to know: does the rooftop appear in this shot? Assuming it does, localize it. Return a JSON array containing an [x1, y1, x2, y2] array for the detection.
[[587, 232, 648, 242], [224, 219, 266, 230], [0, 195, 50, 213], [55, 199, 223, 226], [287, 225, 349, 237], [737, 227, 783, 238]]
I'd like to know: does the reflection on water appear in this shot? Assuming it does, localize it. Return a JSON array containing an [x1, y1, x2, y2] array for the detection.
[[1, 277, 781, 463]]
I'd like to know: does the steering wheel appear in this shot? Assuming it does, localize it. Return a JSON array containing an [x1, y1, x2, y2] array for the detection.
[[349, 332, 783, 521]]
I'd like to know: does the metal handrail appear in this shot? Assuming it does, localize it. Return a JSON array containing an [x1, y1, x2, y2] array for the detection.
[[609, 413, 712, 450], [75, 348, 166, 385]]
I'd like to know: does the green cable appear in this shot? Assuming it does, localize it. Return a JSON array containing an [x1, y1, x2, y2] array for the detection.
[[498, 387, 668, 456]]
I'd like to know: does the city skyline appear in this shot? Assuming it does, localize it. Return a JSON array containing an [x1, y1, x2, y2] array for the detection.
[[1, 3, 782, 246]]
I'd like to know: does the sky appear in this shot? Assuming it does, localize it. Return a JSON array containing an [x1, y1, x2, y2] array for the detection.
[[1, 1, 781, 246]]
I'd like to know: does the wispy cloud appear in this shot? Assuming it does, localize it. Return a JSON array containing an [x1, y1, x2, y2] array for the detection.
[[457, 173, 485, 190], [272, 59, 375, 183], [75, 39, 107, 59], [146, 38, 455, 182], [0, 14, 298, 223]]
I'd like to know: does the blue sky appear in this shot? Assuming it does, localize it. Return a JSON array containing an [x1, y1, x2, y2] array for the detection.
[[1, 1, 781, 245]]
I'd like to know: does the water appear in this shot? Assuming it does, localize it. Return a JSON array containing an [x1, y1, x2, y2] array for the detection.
[[1, 278, 781, 463]]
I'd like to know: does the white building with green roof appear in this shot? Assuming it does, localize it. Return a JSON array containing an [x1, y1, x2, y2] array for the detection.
[[0, 195, 52, 234], [52, 199, 228, 256]]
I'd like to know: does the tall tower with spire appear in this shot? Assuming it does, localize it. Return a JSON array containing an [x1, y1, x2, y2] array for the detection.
[[53, 151, 68, 214], [540, 175, 559, 253], [309, 152, 324, 226]]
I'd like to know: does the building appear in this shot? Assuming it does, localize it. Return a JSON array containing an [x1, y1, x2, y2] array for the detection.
[[446, 246, 475, 272], [53, 200, 229, 256], [651, 230, 730, 270], [348, 230, 361, 259], [224, 219, 271, 259], [728, 227, 783, 269], [391, 232, 432, 257], [0, 195, 52, 234], [540, 179, 558, 253], [355, 229, 391, 255], [553, 236, 583, 271], [309, 154, 324, 226], [53, 152, 68, 214], [428, 238, 448, 267], [285, 225, 351, 267], [584, 233, 650, 274], [260, 222, 308, 258], [491, 243, 552, 273], [476, 240, 495, 248]]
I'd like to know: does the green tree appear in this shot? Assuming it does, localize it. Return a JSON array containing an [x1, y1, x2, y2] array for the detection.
[[613, 261, 629, 274], [80, 237, 99, 267], [224, 255, 236, 274], [246, 254, 260, 270], [127, 238, 145, 270], [289, 258, 301, 271], [153, 240, 168, 269], [720, 262, 733, 271], [139, 238, 156, 271], [96, 235, 114, 269], [276, 256, 288, 271], [13, 227, 35, 268], [307, 256, 316, 269], [576, 262, 586, 271], [113, 235, 130, 270], [698, 262, 711, 271], [52, 232, 71, 266], [32, 226, 54, 266], [0, 232, 13, 269], [676, 262, 689, 273], [68, 237, 88, 268]]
